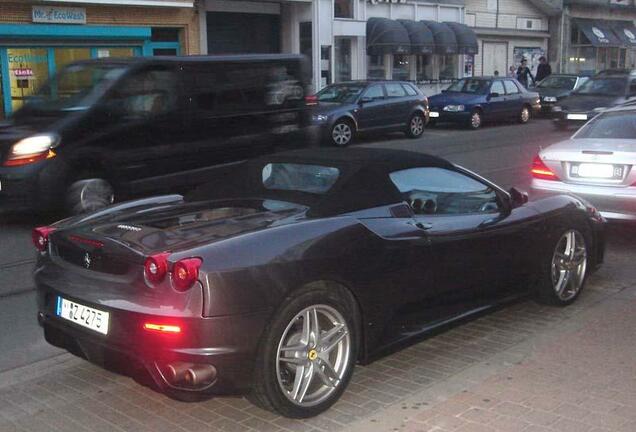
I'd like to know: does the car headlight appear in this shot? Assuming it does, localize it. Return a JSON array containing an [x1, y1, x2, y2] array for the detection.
[[3, 133, 60, 167], [552, 106, 563, 112], [443, 105, 465, 112], [543, 96, 557, 103], [312, 114, 329, 122]]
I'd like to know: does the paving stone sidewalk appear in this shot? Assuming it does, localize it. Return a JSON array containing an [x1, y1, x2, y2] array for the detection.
[[0, 230, 634, 432]]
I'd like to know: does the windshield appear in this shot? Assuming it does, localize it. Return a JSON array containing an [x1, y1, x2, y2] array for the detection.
[[538, 76, 577, 90], [262, 163, 340, 194], [316, 84, 365, 103], [21, 63, 126, 112], [575, 111, 636, 139], [574, 77, 625, 97], [445, 79, 491, 94]]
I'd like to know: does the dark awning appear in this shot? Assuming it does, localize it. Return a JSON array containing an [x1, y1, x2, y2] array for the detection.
[[573, 19, 622, 47], [421, 21, 457, 55], [397, 19, 435, 54], [444, 22, 478, 55], [610, 20, 636, 47], [366, 18, 411, 56]]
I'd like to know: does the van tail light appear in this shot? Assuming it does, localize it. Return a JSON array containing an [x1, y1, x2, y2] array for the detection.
[[172, 258, 202, 291], [531, 155, 559, 181], [144, 252, 170, 284], [32, 226, 56, 252], [305, 95, 318, 106]]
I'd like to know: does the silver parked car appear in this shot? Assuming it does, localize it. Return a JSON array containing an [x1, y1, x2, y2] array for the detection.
[[531, 105, 636, 221]]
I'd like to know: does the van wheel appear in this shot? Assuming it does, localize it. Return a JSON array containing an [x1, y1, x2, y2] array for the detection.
[[331, 120, 354, 147], [406, 113, 425, 138], [66, 178, 115, 215], [250, 284, 359, 418]]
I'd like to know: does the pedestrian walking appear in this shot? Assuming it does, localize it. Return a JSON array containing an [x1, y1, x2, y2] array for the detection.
[[535, 56, 552, 83], [516, 58, 535, 88], [508, 66, 516, 78]]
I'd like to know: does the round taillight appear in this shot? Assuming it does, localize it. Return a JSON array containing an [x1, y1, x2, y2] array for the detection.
[[32, 226, 56, 252], [144, 252, 169, 284], [172, 258, 202, 292]]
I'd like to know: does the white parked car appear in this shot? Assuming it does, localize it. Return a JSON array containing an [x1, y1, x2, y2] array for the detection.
[[531, 105, 636, 221]]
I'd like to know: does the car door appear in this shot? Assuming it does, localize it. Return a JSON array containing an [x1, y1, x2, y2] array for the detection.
[[503, 79, 523, 118], [355, 84, 388, 131], [389, 166, 541, 310], [383, 82, 412, 127], [484, 80, 507, 120]]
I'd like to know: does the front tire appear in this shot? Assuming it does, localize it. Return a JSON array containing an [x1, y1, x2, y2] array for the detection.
[[330, 120, 355, 147], [536, 229, 589, 306], [468, 110, 482, 130], [406, 112, 425, 138], [519, 105, 531, 124], [250, 284, 359, 418]]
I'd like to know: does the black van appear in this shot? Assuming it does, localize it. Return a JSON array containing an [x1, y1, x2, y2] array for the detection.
[[0, 54, 310, 214]]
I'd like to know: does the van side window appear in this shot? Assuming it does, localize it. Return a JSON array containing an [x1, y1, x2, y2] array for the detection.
[[109, 68, 177, 118]]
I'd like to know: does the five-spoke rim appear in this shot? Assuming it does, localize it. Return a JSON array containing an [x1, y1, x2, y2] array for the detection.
[[276, 304, 351, 407], [521, 107, 530, 123], [410, 115, 424, 136], [471, 112, 481, 128], [332, 123, 352, 146], [551, 230, 587, 301]]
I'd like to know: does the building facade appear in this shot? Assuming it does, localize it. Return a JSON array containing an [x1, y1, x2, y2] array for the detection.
[[199, 0, 477, 95], [550, 0, 636, 75], [465, 0, 559, 78], [0, 0, 198, 117]]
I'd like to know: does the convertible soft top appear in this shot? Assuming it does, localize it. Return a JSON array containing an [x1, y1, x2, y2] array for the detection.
[[188, 147, 455, 216]]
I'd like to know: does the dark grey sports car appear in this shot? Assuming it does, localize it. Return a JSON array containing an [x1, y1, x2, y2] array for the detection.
[[34, 148, 605, 418]]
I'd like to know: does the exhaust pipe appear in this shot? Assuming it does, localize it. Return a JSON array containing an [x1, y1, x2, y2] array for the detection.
[[184, 364, 217, 387], [165, 362, 192, 384]]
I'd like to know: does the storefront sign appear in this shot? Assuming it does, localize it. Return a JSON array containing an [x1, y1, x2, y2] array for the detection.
[[12, 68, 34, 78], [592, 27, 609, 44], [368, 0, 407, 4], [32, 6, 86, 25], [624, 28, 636, 43]]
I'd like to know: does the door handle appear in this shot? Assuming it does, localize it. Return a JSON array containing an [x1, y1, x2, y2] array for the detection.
[[414, 221, 433, 230]]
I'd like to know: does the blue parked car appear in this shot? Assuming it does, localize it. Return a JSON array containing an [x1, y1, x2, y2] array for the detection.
[[428, 77, 541, 129]]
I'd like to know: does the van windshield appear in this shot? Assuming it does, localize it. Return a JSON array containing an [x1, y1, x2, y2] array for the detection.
[[20, 63, 126, 113]]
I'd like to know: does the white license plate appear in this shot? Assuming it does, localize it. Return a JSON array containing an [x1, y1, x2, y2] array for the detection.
[[57, 297, 109, 335], [567, 113, 588, 120], [575, 163, 615, 178], [429, 111, 440, 118]]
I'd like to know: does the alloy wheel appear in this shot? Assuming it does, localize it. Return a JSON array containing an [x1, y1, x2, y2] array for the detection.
[[470, 112, 482, 129], [551, 230, 587, 301], [410, 115, 424, 136], [275, 304, 351, 407], [520, 107, 530, 123], [332, 123, 352, 146], [68, 178, 115, 214]]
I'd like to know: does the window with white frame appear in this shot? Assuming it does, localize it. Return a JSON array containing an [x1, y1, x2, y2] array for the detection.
[[334, 0, 354, 19]]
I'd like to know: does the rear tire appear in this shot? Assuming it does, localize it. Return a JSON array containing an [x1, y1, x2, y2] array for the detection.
[[406, 112, 425, 138], [330, 119, 355, 147], [250, 284, 359, 418]]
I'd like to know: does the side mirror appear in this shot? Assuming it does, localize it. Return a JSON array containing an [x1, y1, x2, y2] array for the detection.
[[359, 96, 373, 104], [509, 187, 529, 208]]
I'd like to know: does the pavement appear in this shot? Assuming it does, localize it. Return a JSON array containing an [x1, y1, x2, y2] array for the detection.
[[1, 119, 635, 431]]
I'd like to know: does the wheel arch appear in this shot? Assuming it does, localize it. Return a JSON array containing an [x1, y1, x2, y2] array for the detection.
[[333, 114, 358, 132]]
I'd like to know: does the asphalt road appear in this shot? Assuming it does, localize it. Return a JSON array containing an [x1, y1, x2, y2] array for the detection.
[[0, 118, 595, 373]]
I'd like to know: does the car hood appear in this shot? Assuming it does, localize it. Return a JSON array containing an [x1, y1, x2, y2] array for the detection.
[[541, 138, 636, 165], [537, 87, 571, 99], [56, 198, 309, 256], [310, 102, 351, 116], [559, 94, 622, 112], [428, 93, 483, 108]]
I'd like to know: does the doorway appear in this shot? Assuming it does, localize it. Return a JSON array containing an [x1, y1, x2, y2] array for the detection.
[[482, 42, 507, 76]]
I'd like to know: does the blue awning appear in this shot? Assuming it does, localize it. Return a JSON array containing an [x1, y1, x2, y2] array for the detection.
[[0, 24, 151, 40]]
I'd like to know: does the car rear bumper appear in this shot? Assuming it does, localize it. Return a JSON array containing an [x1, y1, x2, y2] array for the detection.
[[531, 179, 636, 221], [37, 285, 269, 397]]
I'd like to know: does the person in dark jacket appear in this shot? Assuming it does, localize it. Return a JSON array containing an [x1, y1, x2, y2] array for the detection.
[[516, 58, 535, 88], [535, 56, 552, 82]]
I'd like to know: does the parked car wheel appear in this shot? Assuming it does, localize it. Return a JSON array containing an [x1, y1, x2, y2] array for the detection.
[[537, 229, 589, 306], [250, 284, 359, 418], [519, 105, 531, 124], [66, 177, 115, 215], [330, 120, 355, 147], [406, 112, 425, 138], [468, 110, 482, 130]]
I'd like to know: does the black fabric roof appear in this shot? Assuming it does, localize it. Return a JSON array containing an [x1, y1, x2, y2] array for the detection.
[[610, 20, 636, 47], [573, 19, 622, 47], [398, 20, 435, 54], [366, 18, 411, 55], [445, 22, 478, 55], [187, 148, 454, 217], [421, 21, 458, 55]]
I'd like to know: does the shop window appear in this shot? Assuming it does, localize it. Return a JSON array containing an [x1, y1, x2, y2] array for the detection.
[[416, 55, 433, 82], [7, 48, 49, 112], [368, 55, 385, 79], [300, 22, 312, 78], [152, 27, 180, 42], [334, 0, 354, 19], [335, 38, 352, 83], [392, 55, 410, 81], [96, 48, 135, 58], [54, 48, 91, 99], [439, 55, 458, 80]]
